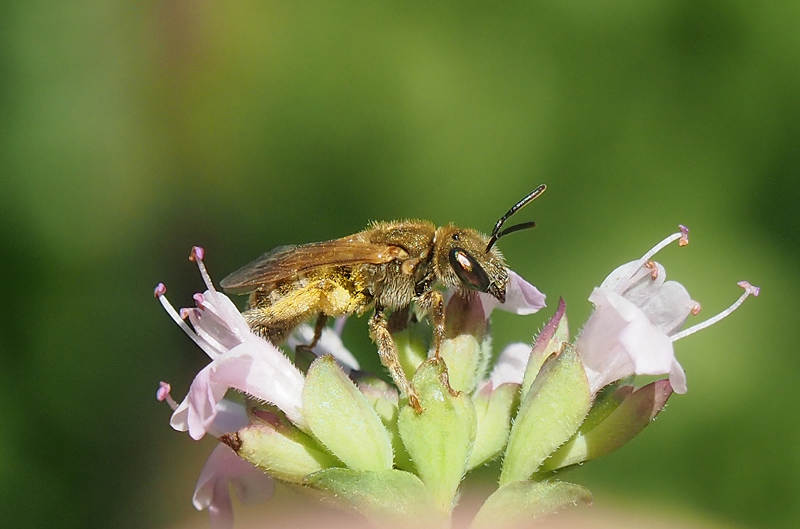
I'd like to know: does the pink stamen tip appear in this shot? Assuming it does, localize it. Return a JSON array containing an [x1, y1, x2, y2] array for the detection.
[[156, 381, 171, 402], [737, 281, 760, 297], [193, 293, 205, 306], [154, 283, 167, 298], [189, 246, 205, 262], [690, 302, 702, 315], [678, 225, 690, 247], [179, 308, 192, 320]]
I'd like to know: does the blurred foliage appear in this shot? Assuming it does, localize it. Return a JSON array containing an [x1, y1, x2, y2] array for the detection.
[[1, 1, 798, 528]]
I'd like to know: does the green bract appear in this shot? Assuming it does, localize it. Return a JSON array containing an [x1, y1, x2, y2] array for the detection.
[[398, 359, 476, 513], [303, 355, 393, 471], [217, 301, 677, 528]]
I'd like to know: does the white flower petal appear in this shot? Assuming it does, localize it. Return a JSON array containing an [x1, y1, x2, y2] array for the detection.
[[193, 444, 274, 529], [287, 324, 361, 370], [487, 342, 531, 387]]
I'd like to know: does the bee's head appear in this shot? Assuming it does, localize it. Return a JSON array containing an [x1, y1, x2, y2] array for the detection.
[[434, 184, 546, 303], [434, 225, 508, 302]]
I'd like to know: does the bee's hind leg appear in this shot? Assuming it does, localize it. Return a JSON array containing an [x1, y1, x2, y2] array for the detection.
[[369, 307, 423, 413], [296, 313, 327, 353]]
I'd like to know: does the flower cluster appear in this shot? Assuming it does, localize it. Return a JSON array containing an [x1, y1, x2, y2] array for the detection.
[[155, 228, 758, 529]]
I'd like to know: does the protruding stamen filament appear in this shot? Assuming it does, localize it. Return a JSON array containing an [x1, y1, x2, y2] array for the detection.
[[635, 226, 689, 271], [156, 381, 178, 410], [671, 281, 761, 342], [189, 246, 217, 293], [156, 288, 219, 359]]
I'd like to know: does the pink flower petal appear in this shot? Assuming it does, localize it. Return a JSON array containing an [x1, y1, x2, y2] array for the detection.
[[578, 288, 679, 394], [478, 269, 546, 318], [193, 444, 274, 529]]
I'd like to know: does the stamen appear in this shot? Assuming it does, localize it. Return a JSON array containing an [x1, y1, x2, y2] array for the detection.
[[188, 245, 217, 293], [690, 301, 702, 316], [193, 293, 205, 307], [156, 381, 178, 410], [154, 283, 167, 298], [678, 225, 689, 246], [334, 316, 348, 336], [629, 226, 689, 279], [155, 286, 220, 359], [179, 308, 192, 320], [644, 260, 658, 280], [671, 281, 761, 342]]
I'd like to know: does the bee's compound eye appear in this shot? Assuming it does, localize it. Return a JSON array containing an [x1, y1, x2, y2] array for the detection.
[[448, 248, 490, 292]]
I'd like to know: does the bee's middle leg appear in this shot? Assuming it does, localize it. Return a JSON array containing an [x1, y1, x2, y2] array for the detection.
[[416, 290, 445, 358], [369, 307, 422, 413]]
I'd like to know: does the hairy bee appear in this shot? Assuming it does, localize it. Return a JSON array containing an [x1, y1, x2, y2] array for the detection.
[[220, 184, 546, 410]]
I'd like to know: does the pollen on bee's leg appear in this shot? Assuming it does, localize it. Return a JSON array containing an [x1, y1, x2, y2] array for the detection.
[[188, 245, 217, 293], [671, 280, 761, 342], [156, 381, 178, 410]]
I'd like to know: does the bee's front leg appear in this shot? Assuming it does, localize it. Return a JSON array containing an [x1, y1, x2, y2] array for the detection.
[[369, 307, 423, 413], [415, 289, 445, 358]]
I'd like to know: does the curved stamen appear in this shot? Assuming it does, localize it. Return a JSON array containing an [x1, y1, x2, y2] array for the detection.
[[671, 281, 760, 342], [155, 284, 219, 360], [189, 246, 217, 294], [156, 381, 178, 410], [637, 226, 688, 267]]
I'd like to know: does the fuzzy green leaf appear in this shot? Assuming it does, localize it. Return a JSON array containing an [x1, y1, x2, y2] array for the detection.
[[398, 359, 476, 513], [471, 480, 592, 529], [305, 468, 444, 528], [467, 383, 519, 470], [521, 298, 568, 400], [440, 334, 482, 394], [541, 379, 673, 471], [221, 410, 337, 483], [303, 355, 393, 471], [500, 345, 591, 486]]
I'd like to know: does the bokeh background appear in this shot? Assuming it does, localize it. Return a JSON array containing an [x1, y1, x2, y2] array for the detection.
[[2, 1, 798, 528]]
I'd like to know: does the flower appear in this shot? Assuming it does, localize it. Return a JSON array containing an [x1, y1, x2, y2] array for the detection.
[[193, 443, 274, 529], [477, 269, 547, 318], [577, 226, 760, 394], [154, 246, 307, 439]]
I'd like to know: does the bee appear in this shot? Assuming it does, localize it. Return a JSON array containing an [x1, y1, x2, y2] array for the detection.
[[220, 184, 547, 410]]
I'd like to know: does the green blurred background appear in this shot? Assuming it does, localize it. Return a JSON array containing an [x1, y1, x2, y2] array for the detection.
[[2, 1, 798, 528]]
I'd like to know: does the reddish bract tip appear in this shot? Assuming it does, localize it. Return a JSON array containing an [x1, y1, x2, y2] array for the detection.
[[678, 225, 690, 246], [738, 280, 761, 297], [156, 381, 171, 402], [193, 293, 205, 306], [189, 246, 205, 262], [154, 283, 167, 298]]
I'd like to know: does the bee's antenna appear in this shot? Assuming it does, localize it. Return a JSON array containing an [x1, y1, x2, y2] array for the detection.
[[486, 184, 547, 252]]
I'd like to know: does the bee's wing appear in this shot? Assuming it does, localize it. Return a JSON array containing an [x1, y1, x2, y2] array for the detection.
[[220, 238, 406, 294]]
